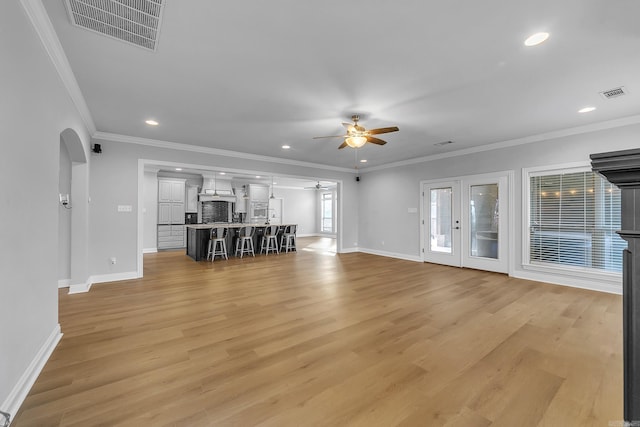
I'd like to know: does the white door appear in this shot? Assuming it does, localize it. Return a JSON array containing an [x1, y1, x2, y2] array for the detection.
[[422, 173, 509, 273], [422, 181, 461, 267]]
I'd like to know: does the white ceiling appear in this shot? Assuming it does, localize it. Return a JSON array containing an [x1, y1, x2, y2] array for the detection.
[[44, 0, 640, 170]]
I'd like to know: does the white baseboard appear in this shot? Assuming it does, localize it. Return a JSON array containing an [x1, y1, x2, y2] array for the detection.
[[358, 247, 423, 263], [68, 271, 139, 294], [68, 280, 91, 294], [1, 324, 62, 420], [511, 270, 622, 295], [339, 247, 359, 254], [57, 278, 71, 288], [91, 271, 139, 284], [143, 248, 157, 254]]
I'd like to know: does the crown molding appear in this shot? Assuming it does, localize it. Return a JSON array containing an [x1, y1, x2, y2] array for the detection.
[[93, 131, 355, 173], [20, 0, 96, 134], [361, 114, 640, 173]]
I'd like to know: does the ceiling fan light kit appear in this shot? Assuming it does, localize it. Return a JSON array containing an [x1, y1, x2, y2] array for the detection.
[[345, 136, 368, 148], [313, 114, 399, 150]]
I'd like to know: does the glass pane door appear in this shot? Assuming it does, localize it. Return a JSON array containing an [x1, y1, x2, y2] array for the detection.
[[431, 188, 453, 253], [469, 184, 499, 259], [462, 175, 508, 273], [423, 181, 461, 267]]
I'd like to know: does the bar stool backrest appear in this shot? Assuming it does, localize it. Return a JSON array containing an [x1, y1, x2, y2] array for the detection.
[[214, 227, 227, 239], [266, 225, 278, 236], [286, 224, 296, 234], [241, 226, 254, 238]]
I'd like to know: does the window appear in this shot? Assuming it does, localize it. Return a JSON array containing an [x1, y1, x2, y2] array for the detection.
[[321, 192, 334, 233], [527, 166, 625, 274]]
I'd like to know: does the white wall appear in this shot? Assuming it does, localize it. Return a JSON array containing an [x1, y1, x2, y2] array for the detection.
[[58, 140, 72, 283], [358, 122, 640, 291], [276, 188, 318, 235], [0, 0, 90, 416]]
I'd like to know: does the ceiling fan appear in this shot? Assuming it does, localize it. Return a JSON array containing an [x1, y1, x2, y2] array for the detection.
[[305, 181, 330, 190], [313, 114, 399, 149]]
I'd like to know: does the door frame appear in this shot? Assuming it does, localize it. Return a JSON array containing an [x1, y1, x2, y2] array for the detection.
[[420, 170, 515, 275]]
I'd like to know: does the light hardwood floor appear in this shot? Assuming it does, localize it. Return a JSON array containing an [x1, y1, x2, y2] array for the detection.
[[14, 237, 622, 426]]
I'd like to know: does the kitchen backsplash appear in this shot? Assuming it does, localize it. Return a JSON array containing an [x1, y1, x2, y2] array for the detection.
[[202, 201, 228, 223]]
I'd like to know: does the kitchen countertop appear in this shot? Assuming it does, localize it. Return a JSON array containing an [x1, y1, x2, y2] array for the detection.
[[186, 223, 295, 229]]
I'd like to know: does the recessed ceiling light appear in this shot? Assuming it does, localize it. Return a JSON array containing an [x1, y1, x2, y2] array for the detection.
[[282, 145, 291, 149], [360, 159, 367, 163], [578, 106, 596, 113], [524, 32, 549, 47], [175, 168, 182, 171], [256, 175, 261, 178], [219, 172, 226, 175], [145, 119, 159, 126]]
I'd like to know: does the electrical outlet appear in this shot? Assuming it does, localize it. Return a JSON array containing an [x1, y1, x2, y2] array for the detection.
[[109, 257, 116, 265]]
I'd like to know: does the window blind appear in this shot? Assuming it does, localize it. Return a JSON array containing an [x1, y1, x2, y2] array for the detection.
[[529, 170, 625, 272]]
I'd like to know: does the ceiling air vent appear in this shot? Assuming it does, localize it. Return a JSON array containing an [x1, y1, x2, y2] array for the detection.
[[64, 0, 165, 51], [434, 140, 453, 146], [600, 86, 627, 99]]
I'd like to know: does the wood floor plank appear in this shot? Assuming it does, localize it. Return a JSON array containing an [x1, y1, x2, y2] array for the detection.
[[11, 237, 622, 426]]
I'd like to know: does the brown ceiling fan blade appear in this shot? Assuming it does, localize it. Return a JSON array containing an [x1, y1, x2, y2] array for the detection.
[[366, 136, 387, 146], [313, 135, 346, 139], [367, 126, 399, 135], [338, 141, 348, 149]]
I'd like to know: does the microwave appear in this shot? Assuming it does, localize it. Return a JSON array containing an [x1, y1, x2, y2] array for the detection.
[[250, 201, 268, 220]]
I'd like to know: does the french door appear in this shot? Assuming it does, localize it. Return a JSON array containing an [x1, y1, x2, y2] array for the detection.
[[422, 173, 510, 273]]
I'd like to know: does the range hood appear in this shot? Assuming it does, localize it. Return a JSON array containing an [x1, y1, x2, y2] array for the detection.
[[199, 175, 237, 202]]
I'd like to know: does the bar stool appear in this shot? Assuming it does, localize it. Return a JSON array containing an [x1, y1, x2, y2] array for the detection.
[[207, 227, 228, 261], [280, 224, 297, 253], [235, 226, 255, 258], [261, 225, 280, 255]]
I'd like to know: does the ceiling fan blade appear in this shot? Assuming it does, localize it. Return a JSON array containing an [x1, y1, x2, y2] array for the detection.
[[338, 141, 348, 149], [313, 135, 346, 139], [367, 126, 399, 135], [366, 136, 387, 146]]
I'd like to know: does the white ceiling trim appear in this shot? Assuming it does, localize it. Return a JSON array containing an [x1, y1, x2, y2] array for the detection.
[[361, 114, 640, 173], [94, 131, 355, 173], [20, 0, 96, 134]]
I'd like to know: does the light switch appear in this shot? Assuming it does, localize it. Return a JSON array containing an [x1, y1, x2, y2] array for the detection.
[[117, 205, 133, 212]]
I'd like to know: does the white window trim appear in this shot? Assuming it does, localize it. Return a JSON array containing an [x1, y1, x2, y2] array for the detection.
[[521, 161, 622, 285]]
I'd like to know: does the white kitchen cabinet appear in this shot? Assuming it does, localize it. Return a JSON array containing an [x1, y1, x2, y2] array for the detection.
[[158, 180, 172, 202], [159, 178, 185, 203], [157, 224, 185, 249], [171, 203, 184, 223], [158, 178, 186, 246], [249, 184, 269, 202], [158, 203, 171, 224], [186, 185, 198, 213], [171, 181, 185, 203]]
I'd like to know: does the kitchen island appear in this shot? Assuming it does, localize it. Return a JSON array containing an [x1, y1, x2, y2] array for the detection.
[[186, 223, 296, 261]]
